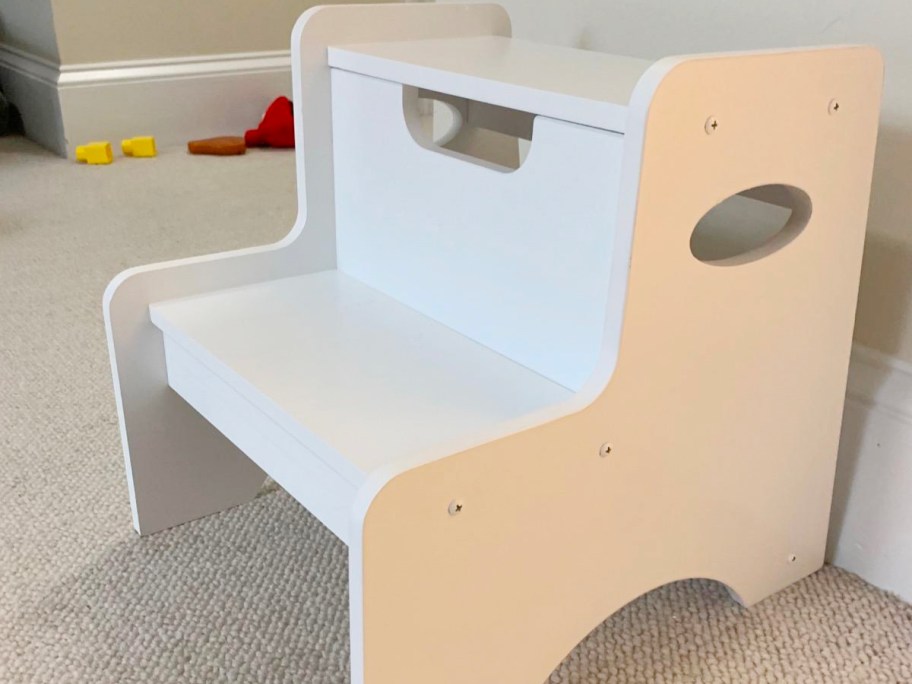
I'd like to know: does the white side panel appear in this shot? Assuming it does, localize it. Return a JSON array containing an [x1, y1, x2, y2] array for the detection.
[[163, 336, 356, 543], [331, 69, 624, 391], [828, 345, 912, 602]]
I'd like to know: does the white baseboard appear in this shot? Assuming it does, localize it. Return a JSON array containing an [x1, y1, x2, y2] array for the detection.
[[828, 344, 912, 603], [0, 45, 292, 157]]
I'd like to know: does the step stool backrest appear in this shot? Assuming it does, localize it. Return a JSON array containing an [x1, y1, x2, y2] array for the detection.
[[330, 67, 625, 391]]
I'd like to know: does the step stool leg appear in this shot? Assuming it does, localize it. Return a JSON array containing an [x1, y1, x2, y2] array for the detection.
[[106, 273, 266, 536]]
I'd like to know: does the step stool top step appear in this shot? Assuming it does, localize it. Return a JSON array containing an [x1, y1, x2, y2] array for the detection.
[[328, 36, 653, 132]]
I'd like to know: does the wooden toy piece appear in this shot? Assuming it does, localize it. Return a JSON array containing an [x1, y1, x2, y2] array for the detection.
[[122, 136, 157, 157], [187, 136, 247, 156], [103, 4, 883, 684], [75, 141, 113, 165]]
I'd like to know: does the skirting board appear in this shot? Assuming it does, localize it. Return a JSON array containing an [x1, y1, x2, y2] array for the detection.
[[0, 44, 292, 157], [828, 344, 912, 603]]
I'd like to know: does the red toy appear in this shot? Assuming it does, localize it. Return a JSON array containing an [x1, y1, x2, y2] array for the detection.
[[245, 96, 295, 148]]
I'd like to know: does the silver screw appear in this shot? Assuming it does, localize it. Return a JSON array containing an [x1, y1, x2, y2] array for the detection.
[[599, 443, 613, 458], [828, 99, 840, 115], [704, 116, 719, 135], [448, 499, 464, 516]]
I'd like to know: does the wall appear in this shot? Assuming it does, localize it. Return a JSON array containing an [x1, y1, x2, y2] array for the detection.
[[831, 346, 912, 602], [452, 0, 912, 601], [0, 0, 59, 62], [471, 0, 912, 367], [0, 0, 391, 156], [50, 0, 389, 64]]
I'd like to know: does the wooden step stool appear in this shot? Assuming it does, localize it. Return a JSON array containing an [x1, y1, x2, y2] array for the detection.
[[103, 4, 883, 682]]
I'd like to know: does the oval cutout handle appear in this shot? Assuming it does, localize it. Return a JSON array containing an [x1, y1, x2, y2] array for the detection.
[[690, 184, 812, 265]]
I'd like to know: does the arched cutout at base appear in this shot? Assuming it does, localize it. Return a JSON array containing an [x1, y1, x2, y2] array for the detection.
[[545, 578, 746, 683]]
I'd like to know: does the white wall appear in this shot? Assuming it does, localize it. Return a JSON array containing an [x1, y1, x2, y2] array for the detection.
[[49, 0, 389, 64], [2, 0, 391, 66], [831, 347, 912, 602]]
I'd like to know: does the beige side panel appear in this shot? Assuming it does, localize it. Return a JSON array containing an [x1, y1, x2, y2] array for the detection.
[[358, 46, 883, 684]]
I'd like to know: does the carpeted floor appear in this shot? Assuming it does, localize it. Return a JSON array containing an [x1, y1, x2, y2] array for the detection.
[[1, 135, 910, 683]]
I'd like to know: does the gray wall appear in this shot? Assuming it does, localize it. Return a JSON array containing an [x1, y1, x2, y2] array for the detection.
[[0, 0, 59, 61]]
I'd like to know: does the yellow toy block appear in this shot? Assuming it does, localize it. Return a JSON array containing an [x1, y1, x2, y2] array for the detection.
[[75, 142, 113, 165], [122, 136, 157, 158]]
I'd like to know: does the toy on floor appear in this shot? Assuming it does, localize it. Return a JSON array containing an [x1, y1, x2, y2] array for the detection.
[[245, 96, 294, 148], [75, 141, 113, 165], [187, 136, 247, 156], [122, 136, 157, 158]]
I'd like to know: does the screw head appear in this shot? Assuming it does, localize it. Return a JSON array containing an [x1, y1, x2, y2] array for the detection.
[[448, 500, 464, 516], [704, 116, 719, 135], [599, 443, 613, 458], [828, 99, 840, 115], [788, 553, 798, 563]]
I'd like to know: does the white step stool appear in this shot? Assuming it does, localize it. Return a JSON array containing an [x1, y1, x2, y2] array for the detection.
[[103, 4, 883, 683]]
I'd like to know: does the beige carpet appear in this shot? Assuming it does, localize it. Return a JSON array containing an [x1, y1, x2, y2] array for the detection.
[[1, 135, 910, 684]]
